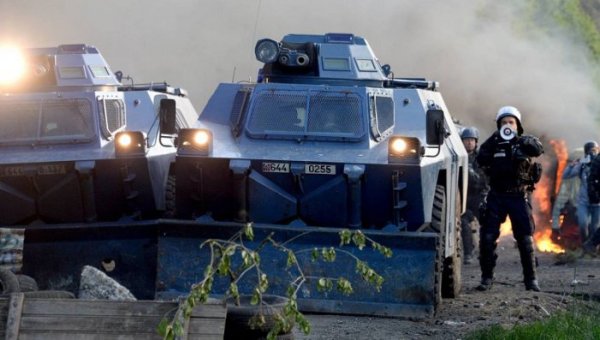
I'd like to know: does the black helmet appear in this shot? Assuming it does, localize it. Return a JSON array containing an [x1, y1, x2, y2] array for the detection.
[[584, 141, 599, 156], [460, 127, 479, 141]]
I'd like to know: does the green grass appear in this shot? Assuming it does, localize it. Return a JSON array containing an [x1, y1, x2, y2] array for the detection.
[[465, 305, 600, 340]]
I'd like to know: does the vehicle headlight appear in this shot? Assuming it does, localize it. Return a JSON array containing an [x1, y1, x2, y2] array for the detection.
[[115, 131, 146, 157], [255, 39, 279, 64], [388, 136, 422, 163], [0, 46, 26, 86], [177, 128, 212, 156]]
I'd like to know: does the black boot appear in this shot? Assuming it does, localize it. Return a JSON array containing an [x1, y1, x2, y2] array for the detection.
[[517, 236, 540, 292], [477, 232, 498, 291]]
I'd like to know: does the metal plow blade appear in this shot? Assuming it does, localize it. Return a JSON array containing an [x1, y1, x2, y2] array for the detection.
[[22, 220, 439, 318]]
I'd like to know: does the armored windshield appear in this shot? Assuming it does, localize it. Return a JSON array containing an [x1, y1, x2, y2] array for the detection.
[[246, 89, 364, 141], [0, 98, 94, 144]]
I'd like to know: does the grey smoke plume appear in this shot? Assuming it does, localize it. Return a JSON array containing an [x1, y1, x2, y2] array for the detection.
[[0, 0, 597, 147]]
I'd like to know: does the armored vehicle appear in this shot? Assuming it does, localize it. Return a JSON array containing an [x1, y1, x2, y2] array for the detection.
[[164, 33, 468, 317], [0, 44, 198, 225], [17, 35, 466, 319]]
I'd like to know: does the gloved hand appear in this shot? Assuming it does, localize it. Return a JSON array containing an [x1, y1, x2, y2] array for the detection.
[[518, 135, 544, 157]]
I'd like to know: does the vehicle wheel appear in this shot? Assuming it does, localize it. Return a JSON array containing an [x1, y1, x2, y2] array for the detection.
[[23, 290, 76, 299], [430, 185, 446, 308], [164, 174, 176, 218], [16, 274, 38, 292], [224, 294, 292, 340], [0, 269, 19, 295], [442, 191, 462, 298]]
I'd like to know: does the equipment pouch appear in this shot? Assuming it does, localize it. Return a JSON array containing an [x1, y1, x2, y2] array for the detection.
[[529, 162, 542, 184]]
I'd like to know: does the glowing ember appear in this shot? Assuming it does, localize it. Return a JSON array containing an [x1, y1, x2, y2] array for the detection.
[[534, 228, 565, 253], [500, 217, 512, 237]]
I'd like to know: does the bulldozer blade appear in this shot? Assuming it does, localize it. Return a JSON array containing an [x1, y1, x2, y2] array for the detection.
[[22, 219, 439, 318]]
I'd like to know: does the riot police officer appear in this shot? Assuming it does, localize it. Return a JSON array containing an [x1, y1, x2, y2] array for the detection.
[[460, 127, 488, 264], [476, 106, 544, 292]]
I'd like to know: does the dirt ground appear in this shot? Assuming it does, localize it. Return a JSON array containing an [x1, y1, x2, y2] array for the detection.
[[293, 236, 600, 340]]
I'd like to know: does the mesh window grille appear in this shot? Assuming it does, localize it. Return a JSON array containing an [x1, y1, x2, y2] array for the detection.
[[307, 93, 361, 134], [0, 98, 94, 142], [100, 99, 125, 139], [369, 96, 394, 141], [247, 89, 363, 140]]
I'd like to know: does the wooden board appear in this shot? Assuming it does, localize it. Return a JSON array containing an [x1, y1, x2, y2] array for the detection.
[[1, 295, 226, 340]]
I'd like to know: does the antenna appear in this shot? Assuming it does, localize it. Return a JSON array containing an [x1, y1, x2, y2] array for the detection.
[[231, 66, 237, 82], [252, 0, 262, 43]]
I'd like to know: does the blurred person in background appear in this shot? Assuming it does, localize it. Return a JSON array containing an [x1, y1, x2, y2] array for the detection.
[[460, 126, 488, 264], [562, 141, 600, 244], [583, 143, 600, 255]]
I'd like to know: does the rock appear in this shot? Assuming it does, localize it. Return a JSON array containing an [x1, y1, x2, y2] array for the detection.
[[78, 265, 136, 301]]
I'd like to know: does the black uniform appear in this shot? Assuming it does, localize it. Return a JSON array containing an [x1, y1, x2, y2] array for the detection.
[[585, 154, 600, 250], [476, 131, 543, 290], [461, 150, 488, 260]]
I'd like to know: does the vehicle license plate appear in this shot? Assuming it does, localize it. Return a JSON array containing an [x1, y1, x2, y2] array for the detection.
[[262, 162, 290, 173], [305, 163, 336, 175], [0, 164, 67, 177]]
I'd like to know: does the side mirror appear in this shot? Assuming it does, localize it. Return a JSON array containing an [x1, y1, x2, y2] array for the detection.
[[426, 109, 445, 146], [159, 99, 177, 135]]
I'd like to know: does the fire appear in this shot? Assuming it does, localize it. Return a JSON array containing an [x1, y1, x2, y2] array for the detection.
[[499, 217, 565, 253], [550, 139, 569, 196], [531, 139, 567, 253], [534, 228, 565, 253], [500, 217, 512, 237]]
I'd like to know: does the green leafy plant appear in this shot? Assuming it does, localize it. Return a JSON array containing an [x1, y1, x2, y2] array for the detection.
[[158, 223, 392, 340]]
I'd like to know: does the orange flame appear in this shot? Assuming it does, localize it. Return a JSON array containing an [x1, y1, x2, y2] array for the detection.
[[550, 140, 568, 196], [534, 228, 565, 253], [532, 139, 566, 253]]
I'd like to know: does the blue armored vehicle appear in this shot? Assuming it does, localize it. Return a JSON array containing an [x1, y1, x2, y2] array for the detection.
[[0, 44, 198, 225], [164, 33, 468, 317], [16, 35, 466, 319]]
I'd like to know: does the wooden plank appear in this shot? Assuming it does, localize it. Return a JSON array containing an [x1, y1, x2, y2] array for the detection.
[[19, 331, 164, 340], [19, 315, 167, 332], [19, 315, 226, 334], [187, 317, 227, 335], [10, 297, 227, 339], [5, 293, 24, 340], [0, 297, 9, 333], [21, 299, 226, 318], [19, 331, 223, 340]]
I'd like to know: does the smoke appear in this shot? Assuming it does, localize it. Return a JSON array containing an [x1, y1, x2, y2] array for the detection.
[[0, 0, 598, 148]]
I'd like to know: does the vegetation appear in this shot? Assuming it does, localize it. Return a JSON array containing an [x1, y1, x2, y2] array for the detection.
[[465, 304, 600, 340], [157, 223, 392, 340], [521, 0, 600, 84]]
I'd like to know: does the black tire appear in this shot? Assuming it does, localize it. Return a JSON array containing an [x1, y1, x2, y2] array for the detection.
[[431, 185, 446, 309], [23, 290, 75, 299], [164, 174, 176, 218], [442, 191, 463, 298], [224, 294, 290, 340], [0, 269, 19, 295], [16, 274, 38, 292]]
